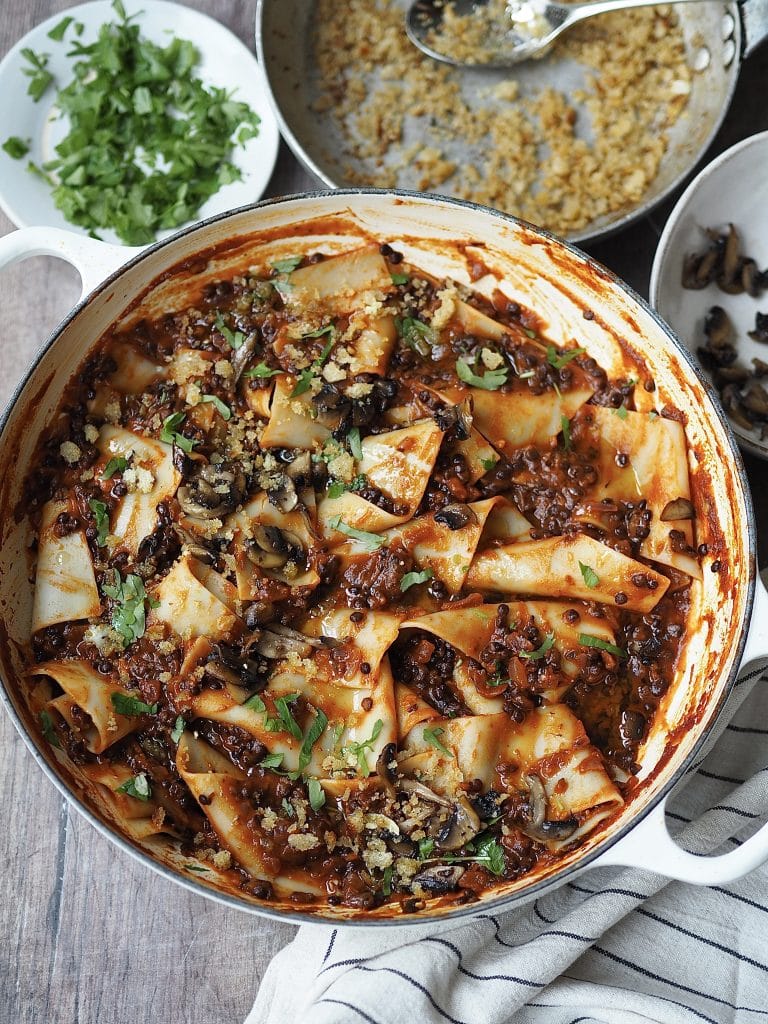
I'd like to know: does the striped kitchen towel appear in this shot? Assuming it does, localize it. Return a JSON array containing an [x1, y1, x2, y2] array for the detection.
[[247, 664, 768, 1024]]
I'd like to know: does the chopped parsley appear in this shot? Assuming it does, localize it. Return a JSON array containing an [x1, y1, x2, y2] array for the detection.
[[215, 312, 246, 350], [88, 498, 110, 546], [307, 778, 326, 812], [613, 404, 629, 420], [520, 632, 555, 660], [418, 838, 435, 859], [116, 772, 151, 802], [200, 394, 232, 421], [326, 474, 367, 500], [160, 411, 196, 453], [47, 16, 76, 41], [391, 272, 409, 285], [347, 427, 363, 461], [171, 716, 185, 744], [397, 317, 434, 357], [111, 692, 158, 717], [578, 562, 600, 589], [260, 753, 285, 770], [298, 708, 329, 772], [184, 863, 209, 873], [561, 414, 572, 452], [243, 692, 266, 713], [382, 865, 394, 895], [290, 329, 337, 398], [423, 725, 452, 756], [40, 709, 61, 749], [18, 3, 261, 243], [344, 719, 383, 775], [471, 835, 506, 875], [271, 255, 302, 275], [102, 570, 154, 648], [400, 568, 433, 592], [546, 345, 586, 370], [102, 456, 127, 479], [578, 633, 626, 658], [244, 362, 281, 379], [274, 693, 302, 740], [282, 798, 294, 817], [480, 456, 497, 472], [329, 516, 387, 551], [455, 356, 507, 391], [20, 48, 54, 102], [2, 136, 30, 159]]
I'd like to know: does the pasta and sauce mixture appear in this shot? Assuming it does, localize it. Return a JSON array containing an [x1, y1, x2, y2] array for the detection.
[[22, 242, 702, 914]]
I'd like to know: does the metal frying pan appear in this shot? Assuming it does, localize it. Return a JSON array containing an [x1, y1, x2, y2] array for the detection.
[[255, 0, 768, 243]]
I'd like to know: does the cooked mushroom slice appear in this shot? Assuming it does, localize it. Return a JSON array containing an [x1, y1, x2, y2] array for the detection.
[[178, 461, 246, 518], [753, 358, 768, 378], [243, 600, 276, 628], [704, 305, 733, 347], [398, 777, 452, 807], [518, 773, 579, 843], [266, 472, 299, 513], [682, 251, 715, 290], [742, 381, 768, 420], [172, 524, 217, 564], [660, 497, 695, 521], [434, 503, 478, 531], [230, 330, 260, 383], [433, 396, 472, 440], [312, 382, 350, 415], [376, 742, 398, 783], [284, 450, 312, 488], [250, 626, 314, 660], [717, 224, 744, 294], [720, 384, 755, 431], [246, 525, 306, 571], [412, 864, 465, 894], [714, 365, 750, 385], [741, 259, 761, 298], [435, 795, 482, 851], [748, 312, 768, 344]]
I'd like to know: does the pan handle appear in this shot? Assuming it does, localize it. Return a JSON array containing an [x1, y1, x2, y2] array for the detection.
[[593, 570, 768, 885], [741, 0, 768, 58], [0, 226, 138, 300]]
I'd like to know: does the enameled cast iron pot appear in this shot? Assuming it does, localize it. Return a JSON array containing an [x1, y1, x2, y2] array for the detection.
[[1, 191, 767, 926]]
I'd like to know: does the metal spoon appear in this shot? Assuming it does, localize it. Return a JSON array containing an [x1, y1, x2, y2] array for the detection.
[[406, 0, 708, 68]]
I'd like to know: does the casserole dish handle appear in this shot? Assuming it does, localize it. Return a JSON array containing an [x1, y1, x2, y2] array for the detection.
[[595, 570, 768, 885], [0, 226, 136, 298]]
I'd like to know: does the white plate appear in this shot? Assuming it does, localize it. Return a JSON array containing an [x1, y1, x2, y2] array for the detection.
[[650, 130, 768, 461], [0, 0, 280, 245]]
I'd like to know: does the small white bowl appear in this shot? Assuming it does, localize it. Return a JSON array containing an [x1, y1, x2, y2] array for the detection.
[[0, 0, 279, 246], [650, 130, 768, 460]]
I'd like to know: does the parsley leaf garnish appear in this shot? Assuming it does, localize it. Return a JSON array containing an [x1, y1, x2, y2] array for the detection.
[[244, 362, 281, 379], [274, 693, 302, 740], [613, 404, 629, 420], [546, 345, 586, 370], [307, 778, 326, 812], [397, 317, 434, 357], [260, 753, 284, 770], [329, 516, 387, 550], [200, 394, 232, 421], [298, 708, 328, 773], [472, 835, 506, 875], [102, 570, 153, 648], [171, 716, 185, 743], [382, 865, 394, 895], [455, 357, 507, 391], [391, 272, 409, 285], [116, 772, 151, 802], [160, 411, 197, 453], [40, 709, 61, 749], [48, 16, 75, 41], [578, 633, 626, 658], [418, 838, 435, 859], [2, 136, 30, 159], [88, 498, 110, 546], [344, 719, 383, 775], [111, 692, 158, 717], [520, 632, 555, 660], [579, 562, 599, 589], [243, 693, 266, 712], [561, 415, 572, 452], [400, 568, 433, 592], [480, 456, 497, 472], [214, 312, 246, 350], [347, 427, 363, 461], [102, 456, 127, 479], [289, 328, 337, 398], [271, 255, 302, 275], [423, 725, 452, 756], [20, 48, 54, 102]]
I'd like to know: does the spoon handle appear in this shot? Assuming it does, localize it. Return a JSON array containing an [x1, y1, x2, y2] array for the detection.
[[561, 0, 709, 27]]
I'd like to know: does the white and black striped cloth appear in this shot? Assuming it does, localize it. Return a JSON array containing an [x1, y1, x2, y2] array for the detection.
[[247, 663, 768, 1024]]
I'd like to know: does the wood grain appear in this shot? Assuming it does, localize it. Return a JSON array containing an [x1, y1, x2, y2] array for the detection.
[[1, 2, 767, 1022]]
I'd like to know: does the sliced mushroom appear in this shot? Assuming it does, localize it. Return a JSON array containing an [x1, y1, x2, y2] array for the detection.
[[717, 224, 743, 294], [230, 331, 261, 384], [660, 497, 695, 521], [519, 773, 579, 843], [243, 600, 276, 628], [743, 382, 768, 419], [704, 305, 733, 347], [720, 384, 755, 431], [250, 627, 313, 660], [397, 777, 452, 807], [748, 311, 768, 344], [246, 525, 305, 571], [434, 503, 477, 531], [753, 358, 768, 378], [284, 450, 312, 488], [435, 795, 482, 851], [178, 461, 246, 519], [714, 365, 750, 385], [741, 259, 761, 298], [411, 864, 465, 894], [266, 473, 299, 513], [376, 742, 398, 784], [433, 396, 473, 440]]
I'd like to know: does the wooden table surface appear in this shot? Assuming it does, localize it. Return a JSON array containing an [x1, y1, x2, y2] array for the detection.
[[0, 3, 766, 1022]]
